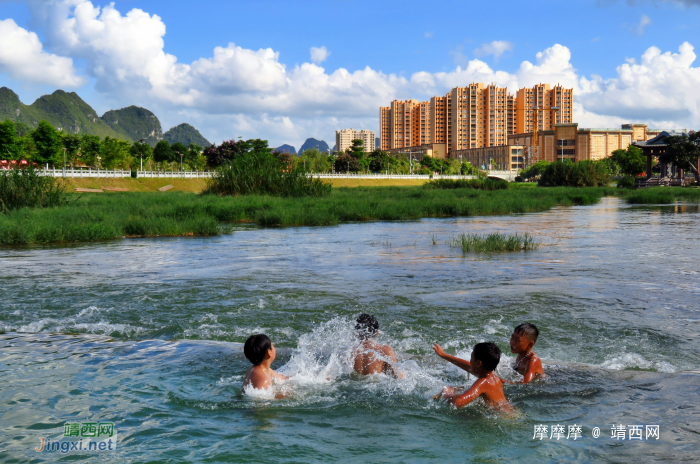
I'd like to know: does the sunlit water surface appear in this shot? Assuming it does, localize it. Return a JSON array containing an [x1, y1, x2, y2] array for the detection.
[[1, 198, 699, 462]]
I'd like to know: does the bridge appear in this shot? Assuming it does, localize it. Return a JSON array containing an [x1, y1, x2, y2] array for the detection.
[[484, 170, 519, 182]]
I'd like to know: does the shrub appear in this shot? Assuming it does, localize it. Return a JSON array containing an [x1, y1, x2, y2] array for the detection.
[[0, 165, 67, 212], [617, 176, 636, 189], [203, 152, 331, 197], [538, 160, 611, 187], [424, 178, 508, 190]]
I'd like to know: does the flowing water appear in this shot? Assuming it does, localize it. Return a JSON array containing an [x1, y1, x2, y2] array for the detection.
[[1, 197, 699, 462]]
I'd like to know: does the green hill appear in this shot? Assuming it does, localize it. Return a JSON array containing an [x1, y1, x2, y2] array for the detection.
[[0, 87, 210, 147], [163, 123, 211, 147], [102, 106, 163, 145]]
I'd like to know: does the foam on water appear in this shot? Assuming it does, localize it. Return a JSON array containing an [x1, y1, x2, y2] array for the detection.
[[600, 352, 677, 373], [9, 306, 146, 337]]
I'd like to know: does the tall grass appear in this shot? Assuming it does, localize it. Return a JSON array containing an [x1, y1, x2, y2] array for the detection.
[[449, 232, 539, 253], [0, 187, 617, 246], [0, 166, 67, 212], [202, 153, 331, 197], [424, 178, 508, 190], [538, 160, 611, 187], [625, 187, 700, 204]]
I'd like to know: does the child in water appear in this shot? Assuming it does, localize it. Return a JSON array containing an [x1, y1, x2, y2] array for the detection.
[[509, 323, 544, 383], [351, 314, 402, 379], [433, 342, 513, 412], [242, 334, 288, 396]]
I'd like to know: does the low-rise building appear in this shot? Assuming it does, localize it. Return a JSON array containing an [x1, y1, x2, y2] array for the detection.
[[386, 143, 447, 162], [449, 145, 525, 171], [507, 123, 670, 163]]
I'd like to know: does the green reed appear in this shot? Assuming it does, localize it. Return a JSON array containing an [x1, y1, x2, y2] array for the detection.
[[449, 232, 539, 253], [0, 185, 673, 246], [0, 165, 67, 213]]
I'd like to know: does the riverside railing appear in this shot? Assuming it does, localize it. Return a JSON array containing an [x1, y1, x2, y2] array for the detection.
[[37, 169, 517, 181]]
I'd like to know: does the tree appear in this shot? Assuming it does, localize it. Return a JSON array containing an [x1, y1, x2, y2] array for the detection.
[[130, 141, 153, 169], [153, 140, 174, 163], [100, 137, 132, 169], [187, 143, 203, 166], [61, 133, 81, 167], [31, 120, 62, 165], [663, 133, 700, 177], [171, 142, 189, 166], [0, 119, 21, 160], [347, 139, 369, 172], [368, 149, 392, 172], [80, 135, 101, 168], [611, 145, 645, 176], [203, 138, 272, 167], [334, 153, 360, 172], [296, 148, 332, 173]]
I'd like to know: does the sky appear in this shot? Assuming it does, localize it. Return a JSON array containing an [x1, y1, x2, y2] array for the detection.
[[0, 0, 699, 150]]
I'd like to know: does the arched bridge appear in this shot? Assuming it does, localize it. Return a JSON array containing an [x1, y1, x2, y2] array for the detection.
[[485, 170, 519, 182]]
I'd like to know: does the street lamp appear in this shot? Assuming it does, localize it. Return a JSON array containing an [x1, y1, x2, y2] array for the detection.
[[179, 152, 183, 172], [560, 138, 564, 162], [62, 147, 66, 177], [137, 138, 145, 171]]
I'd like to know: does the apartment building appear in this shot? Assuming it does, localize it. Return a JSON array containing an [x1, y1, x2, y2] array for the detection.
[[515, 84, 573, 134], [336, 128, 376, 153], [507, 123, 668, 163], [379, 82, 571, 156]]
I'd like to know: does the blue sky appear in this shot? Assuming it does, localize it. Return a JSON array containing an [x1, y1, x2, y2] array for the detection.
[[0, 0, 699, 149]]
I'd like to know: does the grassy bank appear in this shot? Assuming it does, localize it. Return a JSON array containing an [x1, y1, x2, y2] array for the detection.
[[2, 186, 699, 246], [0, 186, 613, 245], [65, 177, 208, 193]]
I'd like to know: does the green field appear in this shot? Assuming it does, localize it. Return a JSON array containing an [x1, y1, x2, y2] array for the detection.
[[1, 185, 699, 246]]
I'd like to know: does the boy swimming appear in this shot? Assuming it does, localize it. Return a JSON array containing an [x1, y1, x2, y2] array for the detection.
[[351, 314, 402, 379], [432, 342, 512, 411], [509, 323, 544, 383], [242, 334, 288, 395]]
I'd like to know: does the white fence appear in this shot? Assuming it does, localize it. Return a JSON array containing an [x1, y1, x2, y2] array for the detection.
[[38, 168, 518, 181]]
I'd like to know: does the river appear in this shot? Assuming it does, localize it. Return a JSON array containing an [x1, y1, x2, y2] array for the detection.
[[1, 197, 699, 462]]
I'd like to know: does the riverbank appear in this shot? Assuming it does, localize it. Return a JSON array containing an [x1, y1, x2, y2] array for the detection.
[[1, 186, 698, 246]]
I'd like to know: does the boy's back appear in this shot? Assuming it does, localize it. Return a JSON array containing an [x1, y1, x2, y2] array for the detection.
[[352, 339, 397, 376]]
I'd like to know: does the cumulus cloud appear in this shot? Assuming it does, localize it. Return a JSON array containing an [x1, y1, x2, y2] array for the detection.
[[473, 40, 514, 60], [310, 46, 330, 65], [0, 18, 84, 87], [1, 0, 699, 147]]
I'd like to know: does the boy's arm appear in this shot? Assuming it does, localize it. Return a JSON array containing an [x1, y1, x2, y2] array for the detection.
[[521, 356, 542, 384], [270, 370, 288, 380], [442, 380, 484, 408], [382, 346, 404, 379], [432, 343, 473, 375]]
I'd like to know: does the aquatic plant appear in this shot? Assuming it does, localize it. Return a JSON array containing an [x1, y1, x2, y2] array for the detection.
[[449, 232, 539, 253], [202, 152, 331, 197], [423, 178, 508, 191], [0, 165, 67, 212], [538, 160, 611, 187]]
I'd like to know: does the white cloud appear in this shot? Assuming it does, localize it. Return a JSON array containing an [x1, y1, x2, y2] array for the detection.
[[473, 40, 513, 60], [2, 0, 699, 148], [633, 14, 652, 35], [424, 32, 433, 38], [0, 18, 84, 87], [310, 46, 330, 65]]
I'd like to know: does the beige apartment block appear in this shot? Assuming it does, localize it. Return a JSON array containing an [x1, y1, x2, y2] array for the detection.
[[450, 145, 525, 171], [515, 84, 573, 134], [507, 123, 667, 163], [379, 82, 569, 156], [336, 128, 376, 153]]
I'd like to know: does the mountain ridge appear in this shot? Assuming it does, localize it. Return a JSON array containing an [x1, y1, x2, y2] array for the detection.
[[0, 87, 209, 147]]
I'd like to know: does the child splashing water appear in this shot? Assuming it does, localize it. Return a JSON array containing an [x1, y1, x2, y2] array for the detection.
[[242, 334, 289, 398], [351, 314, 403, 379]]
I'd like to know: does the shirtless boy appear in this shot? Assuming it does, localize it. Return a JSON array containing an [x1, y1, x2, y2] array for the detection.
[[509, 323, 544, 383], [242, 334, 288, 394], [432, 342, 512, 411], [351, 314, 402, 379]]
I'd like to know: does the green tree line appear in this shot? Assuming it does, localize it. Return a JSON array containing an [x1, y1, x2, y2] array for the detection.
[[0, 119, 205, 171]]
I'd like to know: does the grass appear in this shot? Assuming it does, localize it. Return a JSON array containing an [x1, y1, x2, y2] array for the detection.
[[1, 167, 67, 212], [424, 178, 508, 190], [449, 232, 539, 253], [1, 185, 698, 246], [625, 188, 700, 204]]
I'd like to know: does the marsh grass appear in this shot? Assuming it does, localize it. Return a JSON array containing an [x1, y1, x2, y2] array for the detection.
[[626, 188, 700, 204], [0, 185, 668, 246], [424, 178, 508, 190], [449, 232, 539, 253], [0, 166, 67, 212]]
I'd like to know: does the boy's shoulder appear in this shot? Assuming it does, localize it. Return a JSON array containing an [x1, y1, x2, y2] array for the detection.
[[246, 365, 272, 389]]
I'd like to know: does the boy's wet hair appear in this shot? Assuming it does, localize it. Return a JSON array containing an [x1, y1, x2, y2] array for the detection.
[[514, 323, 539, 343], [355, 314, 379, 340], [244, 334, 272, 366], [473, 342, 501, 372]]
